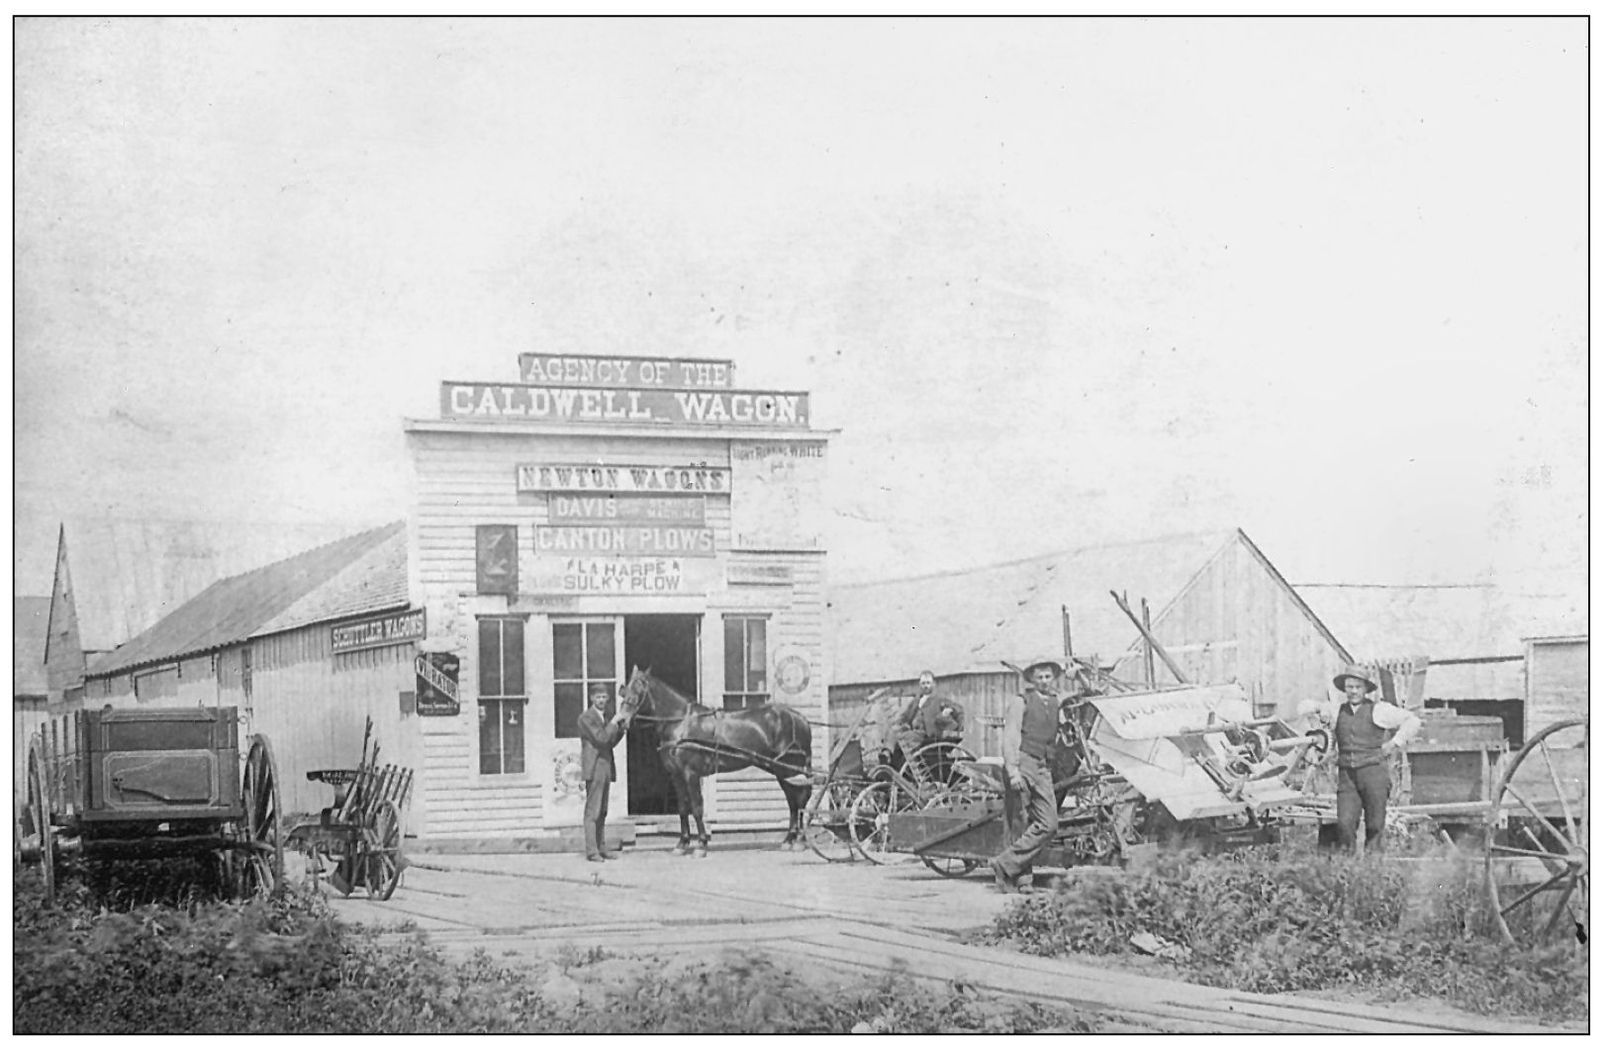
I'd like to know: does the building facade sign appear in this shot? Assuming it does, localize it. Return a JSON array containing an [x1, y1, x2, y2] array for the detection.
[[548, 494, 706, 526], [534, 525, 716, 557], [443, 383, 809, 427], [726, 561, 794, 586], [476, 525, 519, 595], [528, 556, 721, 595], [730, 441, 828, 551], [518, 353, 736, 389], [331, 608, 426, 655], [415, 652, 461, 717], [517, 464, 728, 495]]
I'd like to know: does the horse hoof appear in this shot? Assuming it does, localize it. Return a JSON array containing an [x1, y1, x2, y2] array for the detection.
[[675, 846, 691, 856], [696, 848, 709, 859]]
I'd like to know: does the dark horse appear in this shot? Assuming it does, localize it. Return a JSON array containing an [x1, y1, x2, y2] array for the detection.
[[619, 666, 813, 856]]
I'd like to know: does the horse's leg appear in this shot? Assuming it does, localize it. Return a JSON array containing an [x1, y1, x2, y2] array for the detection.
[[779, 773, 809, 850], [669, 767, 693, 855], [689, 772, 710, 858]]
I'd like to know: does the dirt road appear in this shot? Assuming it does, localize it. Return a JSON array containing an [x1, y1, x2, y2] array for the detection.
[[316, 840, 1560, 1033]]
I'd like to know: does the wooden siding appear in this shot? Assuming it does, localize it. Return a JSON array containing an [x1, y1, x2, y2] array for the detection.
[[830, 672, 1021, 763], [408, 428, 829, 838], [1109, 536, 1348, 717], [60, 627, 418, 824], [1524, 638, 1587, 738]]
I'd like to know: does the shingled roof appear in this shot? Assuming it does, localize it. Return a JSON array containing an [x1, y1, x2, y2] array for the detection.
[[54, 516, 364, 654], [87, 522, 408, 677], [829, 529, 1241, 685]]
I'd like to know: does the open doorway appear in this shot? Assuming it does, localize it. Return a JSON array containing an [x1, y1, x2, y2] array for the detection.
[[624, 614, 700, 815]]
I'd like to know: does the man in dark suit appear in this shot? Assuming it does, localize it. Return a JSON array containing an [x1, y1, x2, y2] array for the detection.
[[578, 682, 630, 862], [891, 670, 965, 781]]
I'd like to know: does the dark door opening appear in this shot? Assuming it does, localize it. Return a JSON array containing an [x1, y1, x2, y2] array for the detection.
[[624, 615, 700, 815]]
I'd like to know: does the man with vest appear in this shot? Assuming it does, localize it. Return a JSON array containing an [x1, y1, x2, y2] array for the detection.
[[1324, 664, 1421, 853], [990, 659, 1068, 894], [578, 682, 631, 862]]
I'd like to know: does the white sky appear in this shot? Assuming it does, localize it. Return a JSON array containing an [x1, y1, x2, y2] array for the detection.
[[11, 16, 1589, 611]]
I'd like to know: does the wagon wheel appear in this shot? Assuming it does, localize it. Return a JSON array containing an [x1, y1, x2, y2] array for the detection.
[[1485, 718, 1587, 946], [848, 779, 921, 865], [240, 734, 285, 897], [803, 778, 862, 863], [363, 799, 405, 900], [900, 740, 977, 794], [23, 738, 56, 906], [917, 789, 985, 878]]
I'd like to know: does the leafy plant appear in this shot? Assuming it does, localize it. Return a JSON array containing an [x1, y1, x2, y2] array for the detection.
[[981, 846, 1587, 1024]]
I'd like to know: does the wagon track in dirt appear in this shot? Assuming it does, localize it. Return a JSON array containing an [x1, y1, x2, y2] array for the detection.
[[320, 849, 1565, 1034]]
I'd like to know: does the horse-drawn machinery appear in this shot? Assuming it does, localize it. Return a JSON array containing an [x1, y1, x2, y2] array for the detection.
[[286, 716, 413, 901], [16, 705, 284, 906], [876, 682, 1316, 874]]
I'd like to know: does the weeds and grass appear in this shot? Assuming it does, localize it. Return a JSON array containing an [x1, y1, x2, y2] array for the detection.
[[14, 863, 1096, 1034], [983, 846, 1587, 1024]]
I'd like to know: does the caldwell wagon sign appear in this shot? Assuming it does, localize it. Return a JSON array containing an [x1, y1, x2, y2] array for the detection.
[[442, 383, 809, 426]]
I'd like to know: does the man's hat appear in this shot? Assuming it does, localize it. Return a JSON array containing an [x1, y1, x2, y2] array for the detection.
[[1332, 664, 1378, 694], [1022, 659, 1065, 680]]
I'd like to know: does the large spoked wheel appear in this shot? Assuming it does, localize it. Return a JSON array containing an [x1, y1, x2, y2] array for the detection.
[[917, 789, 986, 878], [364, 799, 405, 900], [901, 740, 977, 793], [1485, 719, 1587, 946], [803, 779, 863, 863], [849, 780, 920, 864], [23, 738, 56, 906], [241, 734, 285, 897]]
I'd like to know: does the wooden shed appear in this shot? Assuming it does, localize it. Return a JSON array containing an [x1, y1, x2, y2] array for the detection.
[[41, 516, 356, 705], [1523, 634, 1587, 738], [78, 523, 418, 818], [828, 529, 1352, 750]]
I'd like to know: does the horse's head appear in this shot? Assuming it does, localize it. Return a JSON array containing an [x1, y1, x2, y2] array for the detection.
[[619, 666, 652, 721]]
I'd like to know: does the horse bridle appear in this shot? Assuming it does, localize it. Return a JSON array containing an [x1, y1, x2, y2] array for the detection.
[[618, 674, 719, 724]]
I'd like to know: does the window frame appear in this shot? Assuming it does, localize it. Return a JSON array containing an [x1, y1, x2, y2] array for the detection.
[[476, 616, 528, 776], [722, 614, 771, 711]]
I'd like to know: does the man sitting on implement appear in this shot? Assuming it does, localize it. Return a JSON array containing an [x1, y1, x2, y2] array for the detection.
[[889, 669, 965, 782]]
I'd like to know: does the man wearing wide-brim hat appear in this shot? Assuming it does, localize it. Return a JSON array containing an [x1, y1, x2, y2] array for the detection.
[[990, 659, 1069, 893], [1320, 663, 1421, 853]]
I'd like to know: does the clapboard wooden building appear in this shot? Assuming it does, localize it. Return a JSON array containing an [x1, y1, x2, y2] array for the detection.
[[405, 353, 833, 846], [827, 529, 1353, 755], [73, 523, 418, 817]]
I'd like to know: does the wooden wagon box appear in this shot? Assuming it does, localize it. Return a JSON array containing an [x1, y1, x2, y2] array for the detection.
[[58, 706, 244, 825], [1403, 709, 1506, 808]]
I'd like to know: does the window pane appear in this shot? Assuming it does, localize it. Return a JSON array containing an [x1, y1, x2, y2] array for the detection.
[[478, 700, 501, 774], [554, 683, 585, 740], [747, 619, 767, 691], [723, 692, 745, 711], [585, 623, 615, 679], [479, 619, 502, 694], [501, 620, 524, 695], [724, 618, 744, 692], [502, 699, 525, 774], [553, 624, 583, 680]]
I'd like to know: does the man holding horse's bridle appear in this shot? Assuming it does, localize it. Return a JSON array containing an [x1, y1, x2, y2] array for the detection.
[[990, 659, 1068, 894], [578, 683, 631, 862]]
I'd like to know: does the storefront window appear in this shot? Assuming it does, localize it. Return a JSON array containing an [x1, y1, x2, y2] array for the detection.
[[477, 618, 526, 774], [723, 615, 768, 710], [552, 621, 617, 739]]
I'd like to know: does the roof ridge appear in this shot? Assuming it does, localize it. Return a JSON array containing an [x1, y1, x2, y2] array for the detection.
[[829, 528, 1239, 590]]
